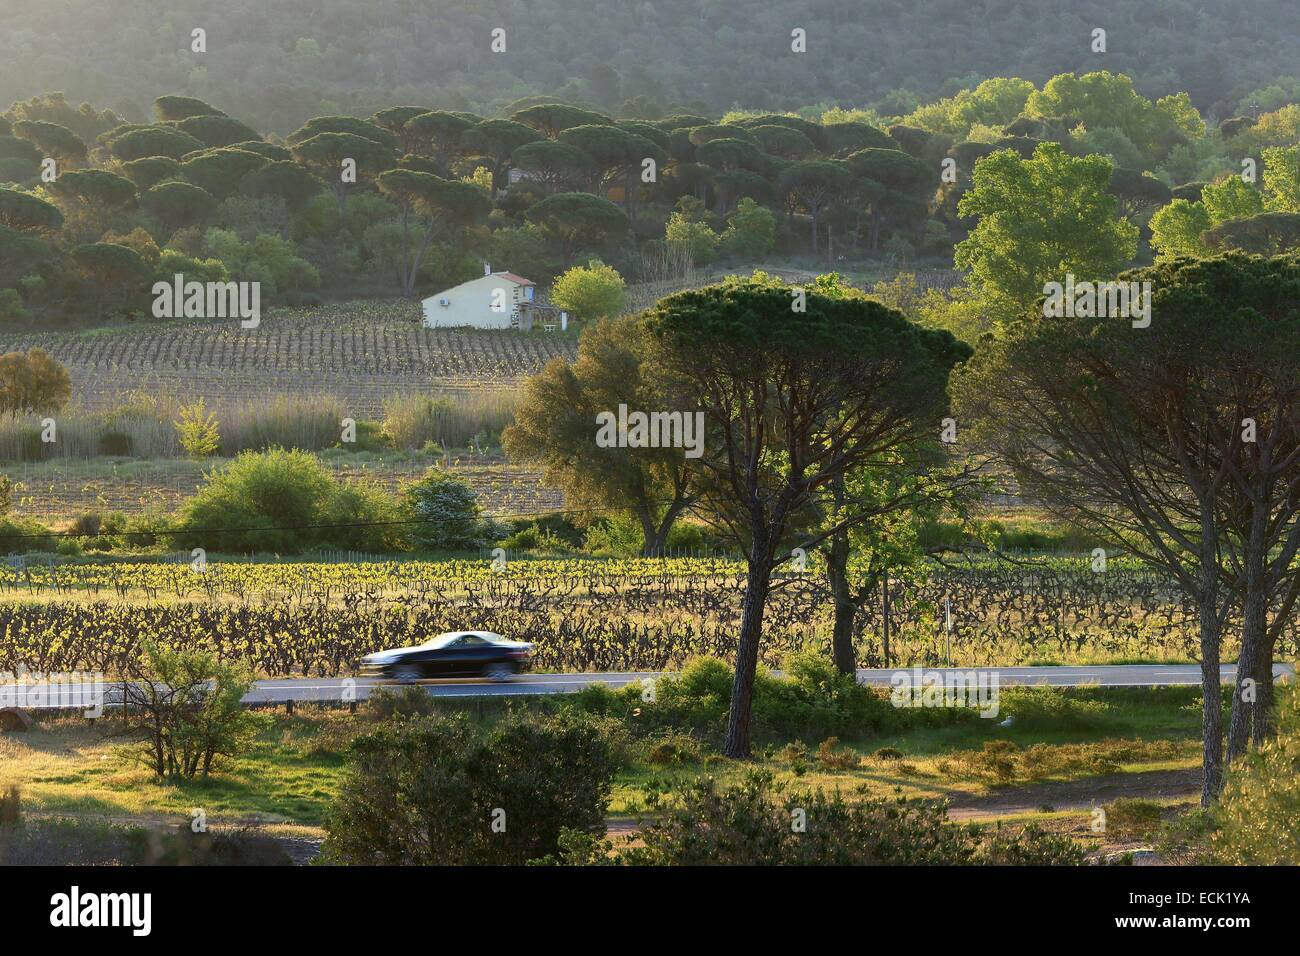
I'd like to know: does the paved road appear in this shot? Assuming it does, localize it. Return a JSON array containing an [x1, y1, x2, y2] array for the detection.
[[3, 663, 1291, 712]]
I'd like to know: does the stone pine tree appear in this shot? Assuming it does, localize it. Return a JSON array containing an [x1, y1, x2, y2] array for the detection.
[[645, 276, 970, 757], [956, 253, 1300, 805]]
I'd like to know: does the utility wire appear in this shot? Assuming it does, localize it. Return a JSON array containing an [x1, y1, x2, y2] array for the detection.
[[0, 498, 689, 541]]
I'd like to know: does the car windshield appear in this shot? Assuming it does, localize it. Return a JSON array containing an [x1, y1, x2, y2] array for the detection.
[[424, 633, 465, 649]]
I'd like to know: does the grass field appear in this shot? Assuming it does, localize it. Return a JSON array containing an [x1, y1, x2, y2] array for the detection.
[[0, 683, 1207, 863]]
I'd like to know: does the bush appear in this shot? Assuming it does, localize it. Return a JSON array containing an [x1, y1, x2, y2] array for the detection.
[[665, 212, 719, 265], [552, 769, 1084, 865], [582, 513, 643, 557], [1102, 799, 1164, 839], [579, 655, 941, 743], [119, 641, 268, 779], [68, 510, 128, 550], [0, 515, 56, 553], [0, 785, 19, 827], [549, 260, 625, 323], [0, 348, 71, 418], [645, 732, 703, 765], [321, 710, 617, 865], [176, 448, 334, 553], [499, 522, 570, 554], [365, 684, 441, 722], [321, 480, 408, 552], [1211, 685, 1300, 864], [721, 197, 776, 259], [176, 447, 403, 553], [175, 398, 222, 458], [403, 467, 493, 552], [815, 736, 859, 771]]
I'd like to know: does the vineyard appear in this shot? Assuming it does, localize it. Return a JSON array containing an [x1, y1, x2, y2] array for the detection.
[[0, 556, 1289, 677], [0, 302, 577, 415]]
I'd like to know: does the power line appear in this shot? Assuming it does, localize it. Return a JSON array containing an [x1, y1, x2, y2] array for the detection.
[[0, 498, 687, 541]]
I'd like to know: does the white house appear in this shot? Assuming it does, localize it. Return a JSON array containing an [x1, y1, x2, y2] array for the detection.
[[421, 265, 565, 331]]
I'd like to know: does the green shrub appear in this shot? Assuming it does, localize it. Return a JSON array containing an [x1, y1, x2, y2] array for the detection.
[[582, 513, 643, 557], [321, 710, 617, 865], [996, 686, 1109, 732], [321, 480, 408, 552], [119, 641, 268, 779], [176, 448, 402, 553], [815, 736, 859, 771], [68, 510, 129, 550], [177, 448, 334, 553], [175, 398, 221, 458], [97, 430, 134, 456], [581, 655, 958, 743], [0, 515, 55, 553], [645, 732, 703, 765], [403, 467, 494, 551], [499, 522, 570, 554], [126, 824, 293, 866], [1211, 685, 1300, 864], [366, 685, 440, 722], [665, 521, 705, 552], [1102, 799, 1164, 839], [0, 785, 19, 826], [552, 769, 1085, 865]]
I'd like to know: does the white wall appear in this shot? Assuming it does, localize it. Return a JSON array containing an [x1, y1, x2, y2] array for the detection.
[[422, 275, 521, 329]]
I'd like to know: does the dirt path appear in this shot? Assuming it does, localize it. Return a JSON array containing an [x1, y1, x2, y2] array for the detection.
[[945, 767, 1201, 820]]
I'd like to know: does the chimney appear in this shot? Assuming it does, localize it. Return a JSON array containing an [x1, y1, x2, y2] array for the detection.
[[483, 262, 492, 276]]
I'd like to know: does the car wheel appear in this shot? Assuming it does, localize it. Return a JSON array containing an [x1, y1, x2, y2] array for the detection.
[[391, 664, 423, 683], [484, 662, 515, 683]]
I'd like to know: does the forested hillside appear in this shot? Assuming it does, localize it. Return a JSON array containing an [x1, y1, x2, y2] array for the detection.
[[4, 0, 1299, 131]]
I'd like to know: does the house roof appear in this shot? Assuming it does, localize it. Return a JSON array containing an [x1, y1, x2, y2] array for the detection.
[[493, 272, 534, 286], [422, 271, 535, 303]]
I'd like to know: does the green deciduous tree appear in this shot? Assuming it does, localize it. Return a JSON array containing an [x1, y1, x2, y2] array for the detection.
[[503, 312, 697, 556], [403, 467, 493, 551], [0, 348, 71, 417], [955, 142, 1137, 326], [548, 260, 625, 322]]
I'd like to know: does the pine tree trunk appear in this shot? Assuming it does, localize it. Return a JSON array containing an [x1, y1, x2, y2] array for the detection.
[[826, 530, 856, 675], [1198, 556, 1224, 806], [724, 546, 773, 758]]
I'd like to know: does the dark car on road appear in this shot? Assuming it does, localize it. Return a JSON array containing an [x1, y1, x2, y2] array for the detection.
[[360, 631, 534, 682]]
